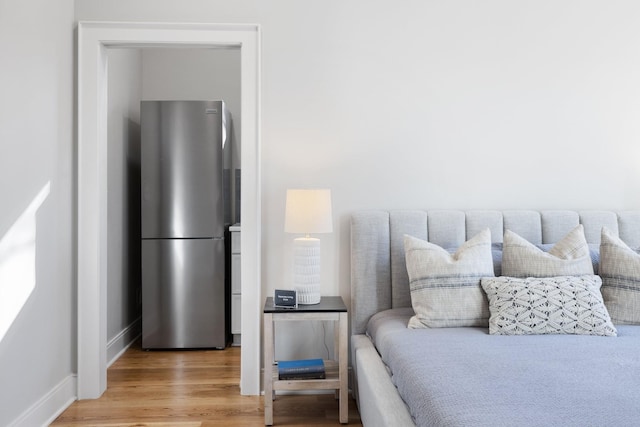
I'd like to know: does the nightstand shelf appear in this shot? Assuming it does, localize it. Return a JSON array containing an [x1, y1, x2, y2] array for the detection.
[[263, 296, 348, 425], [271, 360, 339, 391]]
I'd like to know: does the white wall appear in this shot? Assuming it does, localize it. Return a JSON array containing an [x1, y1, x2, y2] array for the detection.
[[0, 0, 75, 425], [106, 49, 143, 361], [75, 1, 640, 361]]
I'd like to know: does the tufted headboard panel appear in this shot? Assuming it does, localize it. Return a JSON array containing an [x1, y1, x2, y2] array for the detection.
[[350, 210, 640, 335]]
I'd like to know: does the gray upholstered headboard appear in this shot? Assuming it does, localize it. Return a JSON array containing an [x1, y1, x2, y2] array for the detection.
[[350, 210, 640, 335]]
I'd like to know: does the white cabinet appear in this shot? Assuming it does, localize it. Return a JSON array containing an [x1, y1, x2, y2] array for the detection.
[[230, 225, 241, 346]]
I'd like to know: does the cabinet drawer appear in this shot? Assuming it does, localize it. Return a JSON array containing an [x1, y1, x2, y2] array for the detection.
[[231, 254, 241, 294], [231, 231, 241, 253], [231, 294, 242, 334]]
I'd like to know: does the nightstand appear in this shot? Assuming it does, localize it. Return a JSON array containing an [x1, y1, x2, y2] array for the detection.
[[263, 296, 348, 425]]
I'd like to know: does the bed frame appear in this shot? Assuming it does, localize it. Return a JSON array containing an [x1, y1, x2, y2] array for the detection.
[[349, 209, 640, 427]]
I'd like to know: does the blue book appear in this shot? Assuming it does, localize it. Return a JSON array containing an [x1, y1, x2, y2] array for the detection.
[[278, 358, 325, 379]]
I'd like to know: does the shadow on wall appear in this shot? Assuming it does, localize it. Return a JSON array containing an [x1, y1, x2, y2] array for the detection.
[[0, 182, 50, 343], [126, 118, 142, 320]]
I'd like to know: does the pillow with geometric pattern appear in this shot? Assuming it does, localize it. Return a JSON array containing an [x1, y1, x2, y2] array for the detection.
[[481, 275, 617, 336]]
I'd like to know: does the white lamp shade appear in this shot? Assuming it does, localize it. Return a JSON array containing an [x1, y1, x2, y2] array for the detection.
[[284, 189, 333, 234]]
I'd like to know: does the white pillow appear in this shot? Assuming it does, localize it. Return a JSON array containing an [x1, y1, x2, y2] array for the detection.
[[502, 225, 594, 277], [599, 226, 640, 325], [404, 229, 494, 328], [481, 275, 617, 336]]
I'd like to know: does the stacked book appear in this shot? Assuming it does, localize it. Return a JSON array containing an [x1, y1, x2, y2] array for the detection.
[[278, 358, 326, 380]]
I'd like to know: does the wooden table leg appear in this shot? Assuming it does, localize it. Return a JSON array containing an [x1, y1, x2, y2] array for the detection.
[[333, 319, 340, 400], [264, 312, 274, 425], [339, 311, 348, 424]]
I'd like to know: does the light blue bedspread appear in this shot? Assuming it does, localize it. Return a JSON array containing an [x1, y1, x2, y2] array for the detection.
[[368, 308, 640, 427]]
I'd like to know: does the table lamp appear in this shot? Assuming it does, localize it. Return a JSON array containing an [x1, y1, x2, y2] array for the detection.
[[284, 189, 333, 304]]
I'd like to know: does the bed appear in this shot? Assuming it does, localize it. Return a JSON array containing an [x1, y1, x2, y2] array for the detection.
[[350, 210, 640, 427]]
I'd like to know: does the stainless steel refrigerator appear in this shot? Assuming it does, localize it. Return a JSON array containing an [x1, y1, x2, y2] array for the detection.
[[141, 100, 230, 349]]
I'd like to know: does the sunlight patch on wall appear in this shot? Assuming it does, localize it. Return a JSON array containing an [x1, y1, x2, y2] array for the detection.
[[0, 182, 50, 343]]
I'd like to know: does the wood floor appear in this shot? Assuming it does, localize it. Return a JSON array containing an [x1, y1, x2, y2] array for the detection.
[[52, 342, 363, 427]]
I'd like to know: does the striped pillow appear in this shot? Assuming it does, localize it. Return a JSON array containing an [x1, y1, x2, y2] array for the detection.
[[404, 229, 494, 328], [600, 227, 640, 324], [502, 225, 594, 278]]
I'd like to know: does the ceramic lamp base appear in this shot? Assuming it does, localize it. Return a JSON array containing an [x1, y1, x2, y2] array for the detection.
[[292, 237, 321, 305]]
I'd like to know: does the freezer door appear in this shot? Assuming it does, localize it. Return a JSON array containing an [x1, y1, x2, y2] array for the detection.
[[141, 100, 225, 239], [142, 238, 227, 349]]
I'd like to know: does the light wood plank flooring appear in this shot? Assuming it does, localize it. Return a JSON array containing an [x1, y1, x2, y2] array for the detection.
[[52, 342, 363, 426]]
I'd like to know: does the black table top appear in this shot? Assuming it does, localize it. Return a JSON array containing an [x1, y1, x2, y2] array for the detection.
[[263, 296, 347, 313]]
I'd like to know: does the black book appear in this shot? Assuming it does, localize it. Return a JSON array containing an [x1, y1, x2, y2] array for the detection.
[[279, 371, 327, 380]]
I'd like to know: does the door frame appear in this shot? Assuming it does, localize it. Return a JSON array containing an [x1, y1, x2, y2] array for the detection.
[[77, 21, 262, 398]]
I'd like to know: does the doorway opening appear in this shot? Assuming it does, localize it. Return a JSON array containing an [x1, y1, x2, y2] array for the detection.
[[77, 22, 261, 399]]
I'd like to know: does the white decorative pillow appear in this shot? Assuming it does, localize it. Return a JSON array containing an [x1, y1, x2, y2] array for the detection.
[[502, 225, 594, 277], [599, 227, 640, 324], [481, 275, 617, 336], [404, 229, 494, 328]]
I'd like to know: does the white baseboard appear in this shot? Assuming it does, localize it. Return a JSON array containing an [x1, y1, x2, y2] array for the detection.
[[107, 317, 141, 367], [8, 319, 141, 427], [9, 374, 77, 427]]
